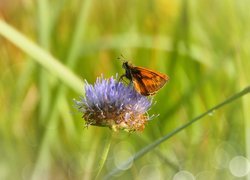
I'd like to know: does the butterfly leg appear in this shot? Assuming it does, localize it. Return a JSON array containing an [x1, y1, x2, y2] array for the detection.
[[118, 74, 125, 82], [119, 74, 130, 85], [128, 81, 133, 87]]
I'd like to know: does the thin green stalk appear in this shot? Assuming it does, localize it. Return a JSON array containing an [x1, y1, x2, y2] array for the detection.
[[104, 86, 250, 179], [66, 0, 93, 68], [37, 0, 52, 123], [50, 0, 66, 27], [37, 0, 50, 48], [95, 133, 113, 180]]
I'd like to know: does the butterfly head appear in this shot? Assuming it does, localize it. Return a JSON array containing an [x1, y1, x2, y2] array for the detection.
[[122, 61, 129, 70], [121, 61, 133, 80]]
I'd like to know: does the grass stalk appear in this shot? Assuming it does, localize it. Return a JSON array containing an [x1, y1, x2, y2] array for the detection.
[[37, 0, 52, 123]]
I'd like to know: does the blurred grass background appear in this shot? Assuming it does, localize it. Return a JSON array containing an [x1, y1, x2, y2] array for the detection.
[[0, 0, 250, 179]]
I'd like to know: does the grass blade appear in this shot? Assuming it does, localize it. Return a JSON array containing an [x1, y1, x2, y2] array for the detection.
[[0, 19, 82, 94]]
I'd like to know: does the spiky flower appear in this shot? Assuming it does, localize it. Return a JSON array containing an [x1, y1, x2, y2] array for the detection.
[[74, 75, 153, 132]]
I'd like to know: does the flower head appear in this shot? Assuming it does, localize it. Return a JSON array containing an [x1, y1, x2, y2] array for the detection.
[[74, 75, 153, 132]]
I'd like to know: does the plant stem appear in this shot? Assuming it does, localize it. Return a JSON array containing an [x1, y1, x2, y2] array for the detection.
[[95, 132, 113, 180]]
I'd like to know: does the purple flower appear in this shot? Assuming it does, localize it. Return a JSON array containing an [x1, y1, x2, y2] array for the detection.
[[74, 75, 153, 132]]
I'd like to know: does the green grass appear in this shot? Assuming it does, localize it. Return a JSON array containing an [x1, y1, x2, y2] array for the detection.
[[0, 1, 250, 180]]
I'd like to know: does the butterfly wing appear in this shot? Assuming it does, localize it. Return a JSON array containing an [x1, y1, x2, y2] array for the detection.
[[131, 66, 169, 96]]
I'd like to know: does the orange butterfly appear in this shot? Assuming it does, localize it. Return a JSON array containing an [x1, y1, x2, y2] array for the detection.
[[120, 61, 169, 96]]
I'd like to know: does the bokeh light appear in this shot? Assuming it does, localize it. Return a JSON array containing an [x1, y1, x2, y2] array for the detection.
[[138, 165, 162, 180], [173, 170, 195, 180], [113, 141, 134, 170], [229, 156, 250, 177]]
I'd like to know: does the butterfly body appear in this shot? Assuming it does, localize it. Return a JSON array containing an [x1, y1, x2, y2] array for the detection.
[[121, 62, 169, 96]]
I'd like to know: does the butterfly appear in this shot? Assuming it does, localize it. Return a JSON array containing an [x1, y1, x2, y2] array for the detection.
[[120, 61, 169, 96]]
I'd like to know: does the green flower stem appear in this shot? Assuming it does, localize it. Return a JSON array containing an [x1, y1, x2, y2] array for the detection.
[[104, 86, 250, 179], [95, 133, 113, 180]]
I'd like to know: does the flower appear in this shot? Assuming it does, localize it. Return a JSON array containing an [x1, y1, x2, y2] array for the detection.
[[74, 75, 153, 132]]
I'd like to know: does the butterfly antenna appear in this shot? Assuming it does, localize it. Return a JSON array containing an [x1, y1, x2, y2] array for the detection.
[[117, 54, 126, 63]]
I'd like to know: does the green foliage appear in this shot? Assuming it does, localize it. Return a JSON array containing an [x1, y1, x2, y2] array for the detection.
[[0, 0, 249, 179]]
